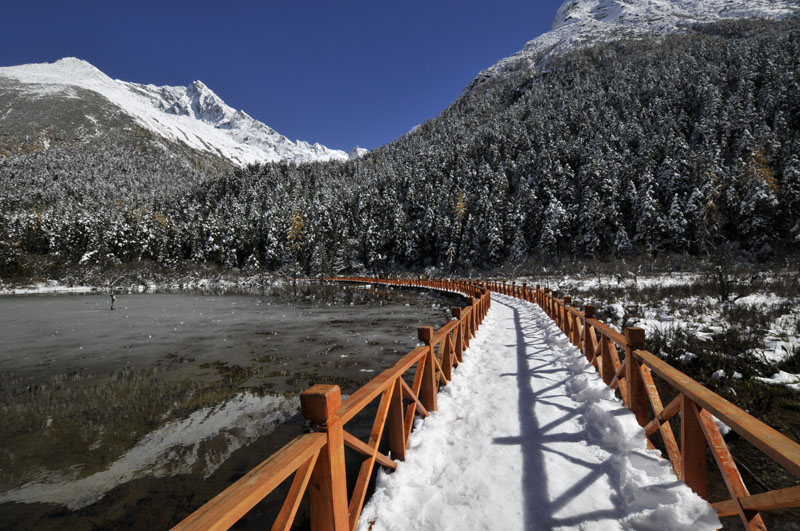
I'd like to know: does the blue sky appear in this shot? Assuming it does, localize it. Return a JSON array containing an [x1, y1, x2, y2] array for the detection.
[[2, 1, 565, 152]]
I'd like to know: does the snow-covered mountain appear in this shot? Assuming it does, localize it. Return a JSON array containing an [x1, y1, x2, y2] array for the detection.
[[482, 0, 799, 79], [0, 57, 349, 165]]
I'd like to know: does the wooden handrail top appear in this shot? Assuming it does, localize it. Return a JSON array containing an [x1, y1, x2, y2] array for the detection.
[[173, 432, 326, 531], [586, 317, 628, 349], [635, 348, 800, 478], [338, 345, 429, 424]]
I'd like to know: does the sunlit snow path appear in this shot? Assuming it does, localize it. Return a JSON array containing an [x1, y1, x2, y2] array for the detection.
[[358, 294, 720, 530]]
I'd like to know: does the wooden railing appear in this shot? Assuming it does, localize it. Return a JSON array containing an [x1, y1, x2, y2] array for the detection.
[[174, 278, 490, 531], [486, 280, 800, 530]]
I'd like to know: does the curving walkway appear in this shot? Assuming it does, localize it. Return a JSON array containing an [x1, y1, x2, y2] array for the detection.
[[357, 293, 721, 531]]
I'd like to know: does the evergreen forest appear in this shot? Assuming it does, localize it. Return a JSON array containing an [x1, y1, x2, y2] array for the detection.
[[1, 19, 799, 278]]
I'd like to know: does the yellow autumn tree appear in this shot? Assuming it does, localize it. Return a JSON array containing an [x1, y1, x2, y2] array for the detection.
[[287, 210, 306, 287], [287, 210, 305, 250]]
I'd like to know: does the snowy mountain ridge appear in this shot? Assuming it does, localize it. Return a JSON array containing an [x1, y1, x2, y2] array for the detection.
[[0, 57, 350, 166], [482, 0, 799, 79]]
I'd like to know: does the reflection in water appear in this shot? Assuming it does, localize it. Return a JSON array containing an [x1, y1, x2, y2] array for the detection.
[[0, 284, 462, 528], [0, 392, 297, 510]]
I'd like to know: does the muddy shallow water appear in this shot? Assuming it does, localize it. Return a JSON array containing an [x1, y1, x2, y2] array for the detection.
[[0, 282, 463, 529]]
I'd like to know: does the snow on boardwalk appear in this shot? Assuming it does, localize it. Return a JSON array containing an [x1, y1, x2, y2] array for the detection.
[[358, 294, 720, 531]]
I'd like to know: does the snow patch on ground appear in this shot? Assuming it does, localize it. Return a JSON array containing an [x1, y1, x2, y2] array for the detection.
[[358, 294, 719, 530], [756, 371, 800, 392]]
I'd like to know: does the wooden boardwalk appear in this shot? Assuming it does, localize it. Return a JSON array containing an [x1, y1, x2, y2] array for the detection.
[[359, 292, 720, 529], [174, 278, 800, 530]]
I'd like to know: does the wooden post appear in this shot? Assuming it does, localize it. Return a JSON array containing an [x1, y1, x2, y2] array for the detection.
[[442, 334, 454, 381], [418, 326, 437, 412], [563, 296, 572, 337], [388, 378, 406, 461], [583, 305, 595, 362], [301, 385, 349, 531], [625, 327, 648, 426], [535, 284, 541, 305], [681, 395, 707, 498], [600, 337, 614, 384], [466, 297, 475, 338], [451, 307, 464, 362]]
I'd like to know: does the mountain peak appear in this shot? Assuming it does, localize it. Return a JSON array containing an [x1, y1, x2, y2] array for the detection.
[[0, 56, 111, 86], [349, 146, 369, 160], [0, 57, 348, 166], [53, 56, 101, 71]]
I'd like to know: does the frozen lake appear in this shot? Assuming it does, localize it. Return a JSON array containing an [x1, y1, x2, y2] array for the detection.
[[0, 282, 462, 529]]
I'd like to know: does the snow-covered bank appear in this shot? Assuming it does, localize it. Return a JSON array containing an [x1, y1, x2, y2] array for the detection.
[[0, 280, 97, 295], [359, 294, 719, 530], [0, 275, 289, 296], [523, 271, 800, 393]]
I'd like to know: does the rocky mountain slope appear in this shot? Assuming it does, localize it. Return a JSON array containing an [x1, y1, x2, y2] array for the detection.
[[2, 1, 799, 280], [476, 0, 798, 82], [0, 57, 349, 165]]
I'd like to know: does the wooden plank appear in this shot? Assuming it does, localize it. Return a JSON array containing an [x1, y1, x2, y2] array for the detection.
[[625, 330, 648, 426], [658, 426, 682, 478], [401, 378, 426, 443], [681, 396, 707, 498], [584, 322, 596, 363], [462, 306, 472, 347], [271, 450, 320, 531], [404, 400, 416, 444], [636, 348, 800, 478], [410, 352, 426, 398], [571, 313, 581, 347], [431, 350, 450, 386], [420, 345, 437, 411], [640, 364, 681, 477], [609, 358, 627, 390], [696, 408, 766, 530], [660, 394, 682, 423], [575, 319, 584, 356], [348, 386, 394, 530], [713, 486, 800, 516], [608, 341, 622, 373], [442, 334, 454, 380], [450, 330, 460, 368], [388, 378, 406, 461], [586, 323, 599, 362], [564, 310, 573, 344], [310, 420, 349, 530], [400, 378, 429, 418], [173, 433, 326, 531], [454, 315, 464, 363], [343, 430, 397, 470], [601, 337, 614, 384]]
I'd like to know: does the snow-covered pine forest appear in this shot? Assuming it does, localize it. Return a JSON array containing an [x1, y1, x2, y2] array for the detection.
[[1, 18, 800, 280]]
